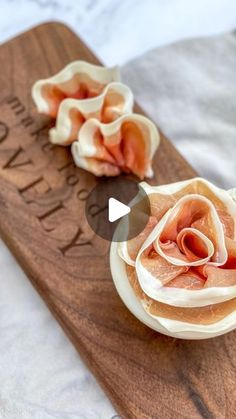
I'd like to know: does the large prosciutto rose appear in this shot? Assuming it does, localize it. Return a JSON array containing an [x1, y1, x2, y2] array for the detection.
[[111, 178, 236, 339]]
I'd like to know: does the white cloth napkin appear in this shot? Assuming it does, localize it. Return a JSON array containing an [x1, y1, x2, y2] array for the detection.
[[122, 31, 236, 189]]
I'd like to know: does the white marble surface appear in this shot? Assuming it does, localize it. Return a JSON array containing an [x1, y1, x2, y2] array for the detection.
[[1, 0, 236, 65], [0, 1, 236, 418]]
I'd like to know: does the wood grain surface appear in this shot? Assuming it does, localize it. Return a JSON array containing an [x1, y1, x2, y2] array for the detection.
[[0, 22, 235, 419]]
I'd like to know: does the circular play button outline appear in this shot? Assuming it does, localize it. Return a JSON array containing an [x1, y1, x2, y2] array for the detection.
[[85, 177, 150, 242]]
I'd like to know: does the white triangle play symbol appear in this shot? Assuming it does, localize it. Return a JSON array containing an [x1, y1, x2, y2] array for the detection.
[[108, 197, 130, 223]]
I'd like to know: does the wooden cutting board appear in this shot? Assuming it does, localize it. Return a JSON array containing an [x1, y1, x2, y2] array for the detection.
[[0, 22, 235, 419]]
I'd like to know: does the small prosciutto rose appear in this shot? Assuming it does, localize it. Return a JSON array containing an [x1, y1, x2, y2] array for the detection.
[[116, 178, 236, 338], [71, 113, 160, 179], [32, 61, 160, 179]]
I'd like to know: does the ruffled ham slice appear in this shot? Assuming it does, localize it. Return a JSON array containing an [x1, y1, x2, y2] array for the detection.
[[49, 83, 133, 145], [127, 265, 236, 326], [154, 194, 227, 267], [32, 61, 120, 118], [144, 178, 236, 239], [118, 216, 157, 266], [71, 114, 160, 179], [204, 237, 236, 287]]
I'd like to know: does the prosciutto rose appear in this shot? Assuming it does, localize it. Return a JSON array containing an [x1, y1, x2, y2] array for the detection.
[[114, 178, 236, 339], [71, 113, 160, 179], [32, 61, 160, 179]]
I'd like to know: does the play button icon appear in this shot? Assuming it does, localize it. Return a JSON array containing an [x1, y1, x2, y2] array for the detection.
[[108, 198, 130, 222], [85, 176, 151, 242]]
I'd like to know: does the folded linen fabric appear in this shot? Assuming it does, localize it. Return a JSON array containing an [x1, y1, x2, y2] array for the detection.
[[122, 32, 236, 189]]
